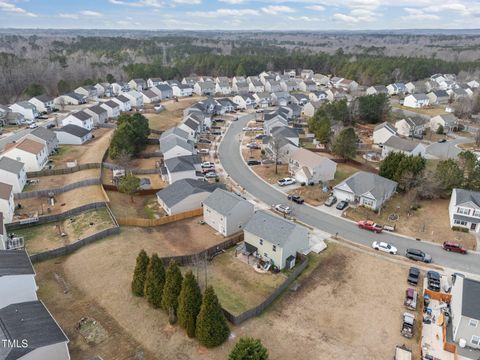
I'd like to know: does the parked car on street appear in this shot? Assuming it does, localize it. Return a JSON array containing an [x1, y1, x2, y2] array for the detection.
[[247, 160, 261, 166], [372, 241, 397, 255], [335, 200, 349, 210], [204, 172, 217, 179], [407, 267, 420, 286], [405, 248, 432, 263], [28, 123, 38, 129], [277, 177, 296, 186], [46, 123, 56, 129], [246, 143, 260, 149], [274, 204, 292, 215], [287, 195, 304, 204], [201, 161, 215, 168], [442, 241, 467, 254], [427, 270, 441, 292], [324, 196, 337, 207], [358, 220, 383, 233], [202, 167, 215, 174], [198, 138, 212, 144], [198, 149, 209, 154], [255, 134, 266, 140], [438, 138, 447, 143]]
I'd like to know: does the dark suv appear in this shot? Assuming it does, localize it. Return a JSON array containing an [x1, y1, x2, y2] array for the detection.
[[405, 248, 432, 263], [407, 267, 420, 286], [427, 270, 441, 292], [443, 242, 467, 254]]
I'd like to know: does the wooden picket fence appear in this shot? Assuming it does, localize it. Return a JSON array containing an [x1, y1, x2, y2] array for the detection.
[[117, 208, 203, 227]]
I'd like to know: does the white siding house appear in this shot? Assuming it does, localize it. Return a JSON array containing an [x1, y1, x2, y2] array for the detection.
[[449, 188, 480, 232], [288, 148, 337, 185], [0, 182, 15, 223], [373, 122, 397, 144], [61, 111, 94, 130], [0, 157, 27, 193], [2, 138, 48, 172], [403, 94, 430, 108]]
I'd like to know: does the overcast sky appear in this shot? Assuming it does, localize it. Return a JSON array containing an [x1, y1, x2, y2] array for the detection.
[[1, 0, 480, 30]]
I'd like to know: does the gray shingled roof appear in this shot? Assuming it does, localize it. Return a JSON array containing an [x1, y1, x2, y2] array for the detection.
[[336, 171, 398, 201], [374, 121, 397, 134], [183, 118, 200, 131], [160, 127, 189, 141], [55, 124, 91, 138], [160, 136, 193, 154], [164, 155, 199, 173], [157, 179, 225, 208], [116, 95, 130, 103], [87, 104, 108, 115], [30, 126, 56, 142], [462, 278, 480, 320], [383, 136, 422, 152], [410, 93, 428, 101], [203, 189, 251, 216], [32, 94, 54, 103], [453, 188, 480, 208], [244, 211, 308, 247], [16, 101, 36, 110], [155, 84, 172, 92], [102, 100, 119, 108], [0, 250, 34, 276], [271, 126, 299, 139], [0, 156, 24, 175], [72, 110, 91, 121], [0, 301, 68, 360]]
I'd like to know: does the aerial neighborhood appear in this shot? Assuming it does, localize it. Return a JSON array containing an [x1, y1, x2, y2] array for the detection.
[[1, 61, 480, 360]]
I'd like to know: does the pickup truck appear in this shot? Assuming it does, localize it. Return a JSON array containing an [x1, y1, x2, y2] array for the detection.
[[357, 220, 383, 233], [401, 312, 415, 338], [404, 288, 418, 310]]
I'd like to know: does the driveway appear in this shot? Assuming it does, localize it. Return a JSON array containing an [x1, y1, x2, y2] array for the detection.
[[425, 136, 471, 160], [219, 115, 480, 276]]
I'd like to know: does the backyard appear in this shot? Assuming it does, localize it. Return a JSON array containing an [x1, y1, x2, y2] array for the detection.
[[13, 208, 115, 254], [106, 191, 164, 219], [145, 97, 204, 131], [24, 168, 100, 192], [345, 194, 477, 249]]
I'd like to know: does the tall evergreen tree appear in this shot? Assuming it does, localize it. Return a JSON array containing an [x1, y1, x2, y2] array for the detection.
[[161, 260, 183, 324], [144, 253, 166, 308], [196, 286, 230, 348], [177, 270, 202, 337], [229, 337, 269, 360], [332, 127, 358, 160], [131, 250, 149, 297]]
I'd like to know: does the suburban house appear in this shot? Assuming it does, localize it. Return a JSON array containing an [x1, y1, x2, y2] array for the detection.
[[299, 79, 317, 92], [215, 81, 231, 95], [147, 77, 163, 88], [217, 98, 237, 113], [193, 81, 215, 96], [262, 136, 298, 164], [160, 136, 195, 160], [336, 79, 359, 93], [0, 250, 37, 309], [128, 78, 147, 91], [449, 188, 480, 233], [301, 69, 314, 79], [394, 118, 427, 138], [28, 95, 55, 113], [0, 106, 23, 126], [381, 136, 427, 158], [284, 69, 296, 78], [159, 126, 189, 143], [290, 93, 309, 105], [178, 116, 201, 142], [182, 77, 198, 85], [141, 89, 161, 104], [430, 114, 459, 133], [9, 101, 38, 121], [74, 85, 97, 101], [313, 73, 330, 86], [333, 171, 398, 211], [373, 122, 397, 144], [122, 90, 144, 108], [265, 80, 282, 93], [249, 80, 265, 93], [61, 110, 94, 130], [100, 100, 121, 119], [233, 94, 256, 110], [403, 93, 430, 108], [161, 155, 201, 184], [271, 126, 299, 146], [202, 189, 254, 237], [24, 126, 59, 155], [94, 83, 112, 97], [309, 91, 328, 102], [366, 85, 388, 95], [232, 81, 249, 94], [264, 115, 288, 135], [386, 83, 407, 96], [288, 148, 337, 185], [0, 157, 26, 193], [271, 92, 291, 106], [112, 95, 132, 112], [2, 138, 48, 172], [172, 84, 193, 97], [303, 101, 322, 117], [449, 87, 469, 100], [450, 274, 480, 350], [156, 178, 225, 215], [84, 104, 108, 125], [0, 182, 14, 223], [0, 300, 70, 360], [252, 92, 272, 108], [54, 124, 92, 145], [405, 82, 417, 94], [54, 92, 86, 106], [427, 90, 450, 105], [111, 82, 130, 95], [151, 84, 173, 100], [243, 211, 309, 270]]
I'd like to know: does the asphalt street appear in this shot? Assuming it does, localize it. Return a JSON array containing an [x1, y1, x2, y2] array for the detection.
[[218, 114, 480, 276]]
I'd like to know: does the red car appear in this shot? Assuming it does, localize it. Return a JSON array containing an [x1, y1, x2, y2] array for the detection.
[[443, 241, 467, 254], [357, 220, 383, 233]]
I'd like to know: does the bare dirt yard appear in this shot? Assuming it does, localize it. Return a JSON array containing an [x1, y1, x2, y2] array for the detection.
[[345, 194, 476, 250], [106, 191, 165, 219], [49, 128, 113, 168], [24, 169, 100, 191], [35, 241, 418, 360], [145, 96, 205, 131], [14, 208, 114, 254], [16, 185, 107, 216]]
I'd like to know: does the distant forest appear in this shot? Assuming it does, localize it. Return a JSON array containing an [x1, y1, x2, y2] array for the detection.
[[1, 33, 480, 103]]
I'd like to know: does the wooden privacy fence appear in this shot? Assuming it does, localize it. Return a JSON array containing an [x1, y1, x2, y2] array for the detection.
[[27, 163, 101, 178], [223, 254, 309, 325], [117, 208, 203, 227], [102, 184, 163, 195], [15, 178, 101, 200]]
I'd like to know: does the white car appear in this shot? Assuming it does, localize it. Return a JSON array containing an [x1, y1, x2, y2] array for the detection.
[[274, 204, 292, 215], [277, 177, 296, 186], [198, 149, 209, 154], [242, 127, 254, 131], [28, 123, 38, 129], [201, 161, 214, 168], [372, 241, 397, 255]]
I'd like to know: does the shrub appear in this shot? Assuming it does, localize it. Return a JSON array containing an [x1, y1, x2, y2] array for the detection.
[[196, 286, 230, 347], [229, 337, 269, 360], [452, 226, 469, 233]]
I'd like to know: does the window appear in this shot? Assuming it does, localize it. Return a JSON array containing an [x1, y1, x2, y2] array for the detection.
[[469, 319, 478, 327], [474, 210, 480, 217], [454, 219, 468, 226], [259, 239, 263, 245], [457, 207, 471, 216], [272, 245, 276, 252], [472, 335, 480, 346]]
